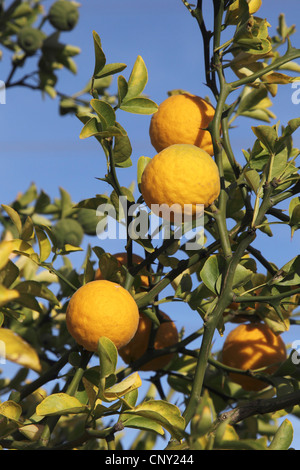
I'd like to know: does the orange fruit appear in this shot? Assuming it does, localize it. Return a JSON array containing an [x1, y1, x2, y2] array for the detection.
[[149, 93, 215, 155], [140, 144, 220, 221], [119, 311, 179, 371], [66, 280, 139, 352], [221, 323, 287, 391], [95, 252, 150, 288]]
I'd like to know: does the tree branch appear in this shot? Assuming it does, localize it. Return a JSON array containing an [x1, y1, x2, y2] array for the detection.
[[216, 390, 300, 425]]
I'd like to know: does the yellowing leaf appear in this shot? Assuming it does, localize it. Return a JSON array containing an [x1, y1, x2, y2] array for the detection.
[[36, 393, 88, 416], [0, 328, 42, 372], [0, 400, 22, 421], [0, 240, 15, 270], [261, 72, 300, 85], [0, 285, 20, 307], [35, 226, 52, 262], [225, 0, 262, 25], [3, 239, 36, 258], [19, 423, 44, 442], [103, 372, 142, 401], [1, 205, 22, 236], [61, 244, 83, 253]]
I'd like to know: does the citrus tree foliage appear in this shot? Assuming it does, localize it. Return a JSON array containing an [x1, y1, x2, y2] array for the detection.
[[1, 0, 300, 451]]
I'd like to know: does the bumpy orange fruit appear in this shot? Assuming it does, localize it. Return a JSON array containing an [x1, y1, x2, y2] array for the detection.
[[119, 311, 179, 371], [149, 93, 215, 155], [66, 280, 139, 352], [95, 252, 149, 288], [140, 144, 220, 221], [222, 323, 287, 391]]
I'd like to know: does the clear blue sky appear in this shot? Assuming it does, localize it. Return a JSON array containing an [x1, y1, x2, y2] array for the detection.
[[1, 0, 300, 449]]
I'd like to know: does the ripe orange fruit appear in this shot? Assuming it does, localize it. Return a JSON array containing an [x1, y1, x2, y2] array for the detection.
[[140, 144, 220, 221], [66, 280, 139, 352], [149, 93, 215, 155], [119, 311, 179, 371], [221, 323, 287, 391], [95, 252, 150, 288]]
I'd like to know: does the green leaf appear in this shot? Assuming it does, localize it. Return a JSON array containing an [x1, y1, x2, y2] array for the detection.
[[117, 75, 128, 104], [14, 280, 60, 306], [97, 125, 126, 138], [252, 125, 278, 154], [76, 195, 111, 211], [21, 216, 34, 241], [35, 226, 52, 262], [0, 328, 42, 372], [59, 187, 73, 219], [79, 116, 101, 140], [94, 62, 127, 79], [98, 336, 118, 379], [113, 126, 132, 167], [0, 259, 19, 288], [120, 97, 158, 115], [92, 31, 106, 77], [200, 255, 225, 294], [126, 399, 185, 441], [244, 169, 262, 194], [268, 419, 294, 450], [124, 55, 148, 102], [36, 393, 87, 417], [137, 156, 151, 190], [121, 415, 165, 436], [232, 263, 253, 289], [90, 99, 116, 129], [1, 205, 22, 236]]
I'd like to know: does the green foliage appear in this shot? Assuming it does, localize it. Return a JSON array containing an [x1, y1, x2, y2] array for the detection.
[[0, 0, 300, 452]]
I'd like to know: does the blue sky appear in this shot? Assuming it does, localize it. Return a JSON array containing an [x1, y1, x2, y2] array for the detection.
[[1, 0, 300, 449]]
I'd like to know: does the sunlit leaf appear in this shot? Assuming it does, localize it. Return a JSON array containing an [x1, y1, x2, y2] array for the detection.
[[0, 328, 42, 372], [103, 372, 142, 402], [126, 399, 185, 441], [124, 55, 148, 102], [0, 400, 22, 421], [36, 393, 88, 416], [268, 419, 294, 450], [35, 226, 52, 262], [98, 336, 118, 379], [120, 97, 158, 114], [0, 285, 20, 307], [1, 204, 22, 236]]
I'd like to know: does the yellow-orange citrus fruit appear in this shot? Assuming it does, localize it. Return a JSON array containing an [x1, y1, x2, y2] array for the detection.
[[140, 144, 220, 220], [119, 311, 179, 371], [95, 252, 149, 288], [149, 93, 215, 155], [66, 280, 139, 352], [222, 323, 287, 391]]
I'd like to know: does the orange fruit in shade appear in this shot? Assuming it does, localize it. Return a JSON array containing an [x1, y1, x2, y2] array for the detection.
[[149, 93, 215, 155], [66, 280, 139, 352], [95, 252, 150, 288], [140, 144, 220, 222], [119, 311, 179, 371], [221, 323, 287, 391]]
